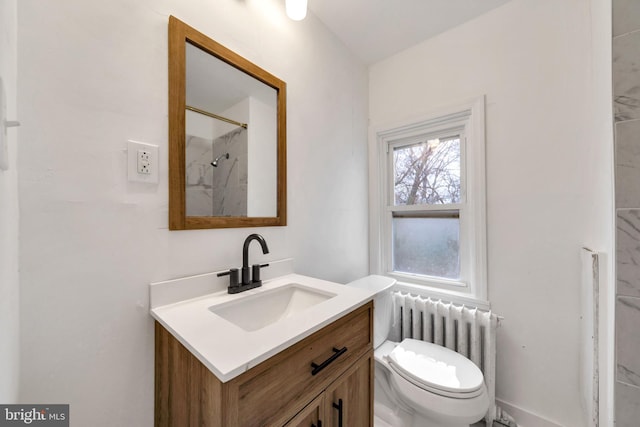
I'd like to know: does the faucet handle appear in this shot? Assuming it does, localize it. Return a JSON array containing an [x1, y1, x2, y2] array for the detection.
[[217, 268, 239, 289], [251, 263, 270, 284]]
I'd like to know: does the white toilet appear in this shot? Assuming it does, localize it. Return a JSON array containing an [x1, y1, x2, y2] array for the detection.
[[348, 276, 489, 427]]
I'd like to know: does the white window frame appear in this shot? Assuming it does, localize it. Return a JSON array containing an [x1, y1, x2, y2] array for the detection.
[[370, 96, 487, 306]]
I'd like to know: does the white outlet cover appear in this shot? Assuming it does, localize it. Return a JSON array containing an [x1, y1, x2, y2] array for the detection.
[[137, 149, 151, 174], [0, 78, 8, 171], [127, 140, 159, 183]]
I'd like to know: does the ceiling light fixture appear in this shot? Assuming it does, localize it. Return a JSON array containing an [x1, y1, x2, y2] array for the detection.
[[286, 0, 307, 21]]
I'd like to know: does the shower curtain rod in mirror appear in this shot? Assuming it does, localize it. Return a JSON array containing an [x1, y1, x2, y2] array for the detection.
[[186, 105, 248, 129]]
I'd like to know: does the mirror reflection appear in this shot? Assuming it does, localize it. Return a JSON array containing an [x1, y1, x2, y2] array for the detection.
[[185, 43, 278, 218]]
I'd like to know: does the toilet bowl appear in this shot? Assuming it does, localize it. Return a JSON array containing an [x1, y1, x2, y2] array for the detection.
[[376, 339, 489, 427], [347, 276, 490, 427]]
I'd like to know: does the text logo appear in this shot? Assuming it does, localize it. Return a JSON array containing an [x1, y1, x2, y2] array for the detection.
[[0, 405, 68, 427]]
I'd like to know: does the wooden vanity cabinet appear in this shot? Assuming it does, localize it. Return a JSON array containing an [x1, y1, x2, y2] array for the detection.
[[284, 353, 373, 427], [155, 301, 373, 427], [283, 394, 324, 427], [323, 353, 373, 427]]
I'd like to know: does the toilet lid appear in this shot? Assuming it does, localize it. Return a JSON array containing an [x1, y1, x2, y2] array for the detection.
[[386, 339, 484, 394]]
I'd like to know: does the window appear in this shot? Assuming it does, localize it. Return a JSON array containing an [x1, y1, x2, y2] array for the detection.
[[373, 97, 487, 302]]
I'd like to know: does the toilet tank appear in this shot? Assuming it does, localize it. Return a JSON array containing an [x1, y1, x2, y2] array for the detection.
[[346, 275, 396, 349]]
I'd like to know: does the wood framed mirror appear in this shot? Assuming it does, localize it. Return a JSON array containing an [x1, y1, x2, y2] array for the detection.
[[168, 16, 287, 230]]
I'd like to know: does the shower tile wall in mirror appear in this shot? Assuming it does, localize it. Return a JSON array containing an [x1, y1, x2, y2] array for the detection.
[[186, 127, 248, 216]]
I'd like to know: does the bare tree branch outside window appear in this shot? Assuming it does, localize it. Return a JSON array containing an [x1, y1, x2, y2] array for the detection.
[[393, 137, 461, 206]]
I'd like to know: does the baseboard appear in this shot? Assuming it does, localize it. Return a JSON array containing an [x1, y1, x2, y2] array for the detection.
[[496, 399, 564, 427]]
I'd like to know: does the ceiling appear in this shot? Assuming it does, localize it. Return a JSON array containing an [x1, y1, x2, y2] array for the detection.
[[308, 0, 512, 64]]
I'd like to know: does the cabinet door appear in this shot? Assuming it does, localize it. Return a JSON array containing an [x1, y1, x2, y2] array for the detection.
[[233, 303, 373, 426], [284, 394, 324, 427], [324, 353, 373, 427]]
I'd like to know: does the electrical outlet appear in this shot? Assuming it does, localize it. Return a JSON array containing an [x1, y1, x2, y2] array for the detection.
[[128, 140, 158, 183], [137, 149, 151, 174]]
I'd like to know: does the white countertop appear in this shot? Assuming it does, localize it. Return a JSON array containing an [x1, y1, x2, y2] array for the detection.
[[150, 269, 375, 382]]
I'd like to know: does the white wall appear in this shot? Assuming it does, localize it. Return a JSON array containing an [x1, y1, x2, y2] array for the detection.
[[0, 0, 20, 404], [369, 0, 613, 425], [247, 96, 277, 217], [17, 1, 368, 425]]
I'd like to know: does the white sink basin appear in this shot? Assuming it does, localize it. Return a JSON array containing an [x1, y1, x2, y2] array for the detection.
[[209, 283, 337, 332]]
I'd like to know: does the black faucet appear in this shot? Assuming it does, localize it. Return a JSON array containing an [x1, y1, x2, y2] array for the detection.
[[218, 234, 270, 294], [241, 233, 269, 285]]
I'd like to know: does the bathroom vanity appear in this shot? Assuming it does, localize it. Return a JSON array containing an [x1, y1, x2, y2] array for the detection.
[[150, 269, 374, 427]]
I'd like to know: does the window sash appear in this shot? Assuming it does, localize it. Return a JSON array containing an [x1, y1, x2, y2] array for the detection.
[[388, 133, 466, 208], [386, 206, 469, 289], [391, 211, 461, 280]]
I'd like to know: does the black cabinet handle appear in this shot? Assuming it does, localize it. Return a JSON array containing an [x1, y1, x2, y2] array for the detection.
[[332, 399, 343, 427], [311, 421, 322, 427], [310, 347, 347, 376]]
